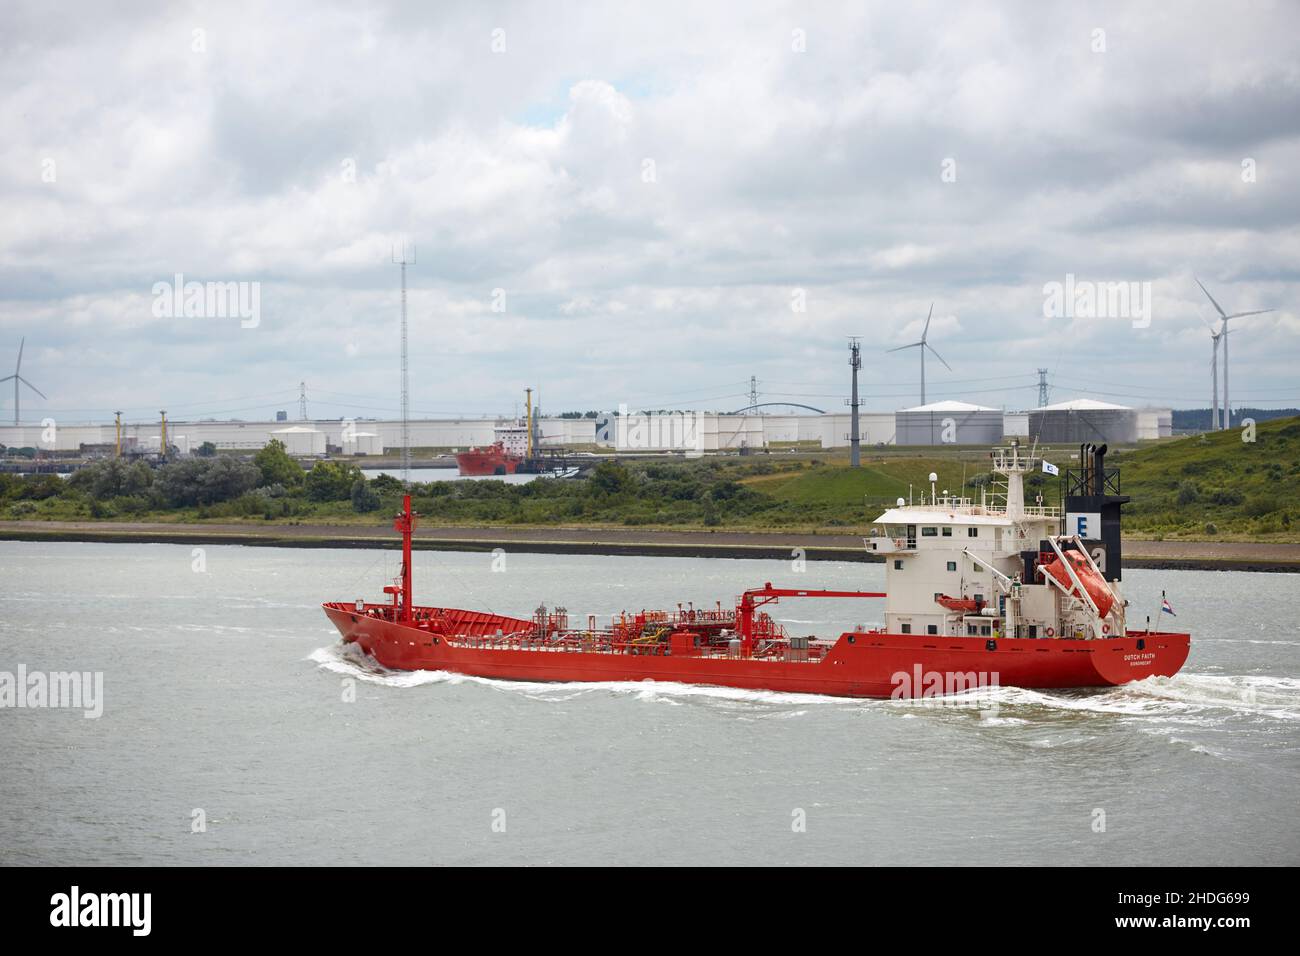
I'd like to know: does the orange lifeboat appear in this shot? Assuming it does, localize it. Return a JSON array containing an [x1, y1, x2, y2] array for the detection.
[[1039, 550, 1114, 618], [935, 594, 982, 613]]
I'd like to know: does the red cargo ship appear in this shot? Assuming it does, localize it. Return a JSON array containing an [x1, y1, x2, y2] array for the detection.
[[454, 440, 521, 476], [324, 442, 1190, 698]]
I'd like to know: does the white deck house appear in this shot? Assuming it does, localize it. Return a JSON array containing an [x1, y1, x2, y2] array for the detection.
[[865, 444, 1125, 641]]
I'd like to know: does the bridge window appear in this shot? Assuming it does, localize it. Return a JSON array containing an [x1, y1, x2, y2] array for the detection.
[[894, 560, 904, 570], [942, 526, 953, 537], [921, 527, 938, 537], [968, 527, 979, 537]]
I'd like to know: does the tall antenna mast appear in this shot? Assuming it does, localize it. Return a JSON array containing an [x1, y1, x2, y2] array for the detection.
[[392, 242, 416, 486], [1037, 368, 1050, 407], [115, 411, 122, 458], [748, 375, 759, 410], [525, 387, 534, 460], [298, 381, 308, 420], [847, 337, 862, 468]]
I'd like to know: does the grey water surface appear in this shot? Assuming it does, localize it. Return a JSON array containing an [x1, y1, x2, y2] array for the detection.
[[1, 541, 1296, 866]]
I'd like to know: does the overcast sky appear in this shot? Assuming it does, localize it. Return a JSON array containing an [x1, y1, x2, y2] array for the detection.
[[1, 0, 1297, 424]]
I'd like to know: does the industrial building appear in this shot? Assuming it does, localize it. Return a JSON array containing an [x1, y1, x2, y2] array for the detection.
[[894, 401, 1004, 446], [0, 417, 597, 456], [599, 411, 894, 452], [1136, 408, 1173, 441], [0, 402, 1170, 457]]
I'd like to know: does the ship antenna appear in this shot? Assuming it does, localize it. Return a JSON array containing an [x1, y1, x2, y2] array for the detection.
[[392, 242, 416, 488]]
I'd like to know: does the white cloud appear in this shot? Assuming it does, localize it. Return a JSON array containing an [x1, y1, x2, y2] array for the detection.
[[0, 0, 1297, 422]]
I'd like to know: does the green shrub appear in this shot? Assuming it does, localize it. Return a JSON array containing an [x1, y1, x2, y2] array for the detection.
[[305, 461, 363, 502], [1244, 495, 1279, 518], [155, 458, 260, 507], [253, 439, 304, 488], [351, 479, 381, 513]]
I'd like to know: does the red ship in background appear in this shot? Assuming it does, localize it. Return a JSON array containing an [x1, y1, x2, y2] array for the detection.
[[455, 386, 537, 476], [455, 440, 522, 476], [325, 442, 1190, 698]]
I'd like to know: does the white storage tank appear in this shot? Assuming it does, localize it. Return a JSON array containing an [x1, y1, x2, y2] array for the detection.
[[270, 425, 326, 456], [1028, 399, 1138, 444], [895, 401, 1004, 446], [342, 431, 381, 456]]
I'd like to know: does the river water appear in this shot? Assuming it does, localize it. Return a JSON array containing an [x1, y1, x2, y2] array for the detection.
[[360, 469, 538, 484], [1, 541, 1296, 866]]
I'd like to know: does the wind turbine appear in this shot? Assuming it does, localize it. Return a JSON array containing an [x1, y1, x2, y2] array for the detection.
[[887, 303, 951, 406], [1195, 278, 1272, 430], [1198, 315, 1223, 430], [1, 337, 47, 426]]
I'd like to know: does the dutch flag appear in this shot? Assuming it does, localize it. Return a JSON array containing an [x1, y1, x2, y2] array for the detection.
[[1161, 595, 1176, 616]]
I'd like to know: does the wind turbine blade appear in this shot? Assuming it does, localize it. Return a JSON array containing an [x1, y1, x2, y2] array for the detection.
[[16, 376, 47, 399], [15, 336, 24, 373], [926, 342, 952, 371], [921, 303, 934, 340], [887, 342, 923, 353], [0, 374, 15, 383], [1194, 277, 1228, 319], [1224, 309, 1273, 320]]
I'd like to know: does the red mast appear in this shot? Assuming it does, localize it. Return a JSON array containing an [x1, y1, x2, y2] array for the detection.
[[392, 493, 419, 623]]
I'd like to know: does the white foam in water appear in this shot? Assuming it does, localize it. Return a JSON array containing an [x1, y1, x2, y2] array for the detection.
[[307, 643, 853, 707], [307, 643, 1300, 722], [967, 673, 1300, 722]]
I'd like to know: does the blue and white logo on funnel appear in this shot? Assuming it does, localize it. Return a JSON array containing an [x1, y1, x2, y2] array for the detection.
[[1067, 512, 1102, 537]]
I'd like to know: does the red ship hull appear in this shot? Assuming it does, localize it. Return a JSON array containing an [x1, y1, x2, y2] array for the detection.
[[455, 446, 520, 476], [322, 602, 1191, 698]]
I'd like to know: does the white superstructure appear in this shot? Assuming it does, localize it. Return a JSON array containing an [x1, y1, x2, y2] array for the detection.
[[493, 422, 530, 458], [866, 442, 1127, 641]]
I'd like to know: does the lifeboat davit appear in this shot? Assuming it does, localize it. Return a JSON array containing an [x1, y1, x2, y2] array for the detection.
[[1039, 550, 1114, 618]]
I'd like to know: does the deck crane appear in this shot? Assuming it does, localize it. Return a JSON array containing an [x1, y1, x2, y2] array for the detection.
[[737, 583, 885, 656]]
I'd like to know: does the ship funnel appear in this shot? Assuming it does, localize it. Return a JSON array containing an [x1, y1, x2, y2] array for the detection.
[[1092, 443, 1108, 494]]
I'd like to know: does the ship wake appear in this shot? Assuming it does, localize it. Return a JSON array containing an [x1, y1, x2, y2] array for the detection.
[[310, 641, 1299, 725], [308, 642, 849, 707]]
